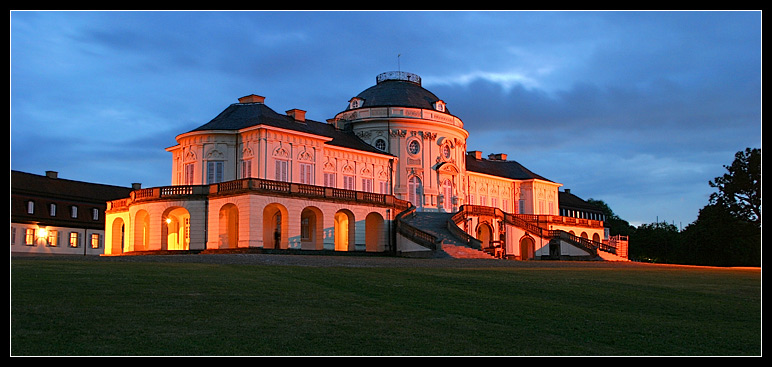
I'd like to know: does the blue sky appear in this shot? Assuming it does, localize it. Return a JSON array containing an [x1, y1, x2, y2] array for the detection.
[[10, 10, 761, 227]]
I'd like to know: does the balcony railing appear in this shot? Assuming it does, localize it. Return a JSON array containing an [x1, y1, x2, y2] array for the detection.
[[107, 178, 410, 212]]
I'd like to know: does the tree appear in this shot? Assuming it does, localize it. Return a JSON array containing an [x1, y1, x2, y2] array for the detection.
[[586, 198, 635, 237], [709, 147, 761, 226]]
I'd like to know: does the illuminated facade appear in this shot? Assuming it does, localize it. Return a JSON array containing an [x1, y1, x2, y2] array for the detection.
[[104, 71, 627, 260]]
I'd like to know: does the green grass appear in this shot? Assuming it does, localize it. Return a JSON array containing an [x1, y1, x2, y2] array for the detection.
[[11, 258, 761, 356]]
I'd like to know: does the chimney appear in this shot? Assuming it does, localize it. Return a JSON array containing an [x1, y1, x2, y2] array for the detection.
[[286, 109, 306, 123], [564, 189, 571, 194], [468, 151, 482, 160], [487, 153, 507, 161], [238, 94, 265, 104], [132, 183, 142, 190], [45, 171, 58, 179]]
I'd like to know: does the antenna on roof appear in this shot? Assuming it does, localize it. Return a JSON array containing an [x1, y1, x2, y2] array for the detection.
[[397, 54, 401, 72]]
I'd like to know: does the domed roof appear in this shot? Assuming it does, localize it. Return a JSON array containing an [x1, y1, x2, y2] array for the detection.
[[350, 71, 450, 113]]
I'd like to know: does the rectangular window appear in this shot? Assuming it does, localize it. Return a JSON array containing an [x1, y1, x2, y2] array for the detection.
[[468, 195, 474, 206], [275, 160, 289, 182], [300, 163, 313, 185], [480, 196, 487, 206], [324, 173, 336, 188], [519, 199, 525, 214], [241, 159, 252, 179], [207, 161, 224, 184], [90, 233, 100, 249], [69, 232, 79, 248], [184, 163, 195, 185], [343, 176, 355, 190], [27, 201, 34, 214], [491, 197, 498, 209], [503, 200, 508, 213], [362, 178, 373, 193], [70, 206, 78, 218], [92, 208, 99, 221], [49, 203, 57, 216], [47, 230, 58, 247], [25, 228, 35, 245], [379, 180, 389, 194]]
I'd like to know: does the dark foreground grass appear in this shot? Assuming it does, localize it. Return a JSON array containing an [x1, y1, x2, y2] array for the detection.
[[11, 257, 761, 356]]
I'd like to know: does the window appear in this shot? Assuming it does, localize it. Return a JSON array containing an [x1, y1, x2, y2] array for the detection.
[[480, 196, 487, 206], [47, 230, 58, 247], [379, 180, 389, 194], [92, 208, 99, 221], [69, 232, 79, 247], [300, 163, 314, 185], [491, 197, 498, 209], [519, 200, 525, 214], [241, 159, 252, 179], [374, 138, 387, 151], [442, 144, 451, 159], [70, 206, 78, 218], [408, 140, 420, 155], [362, 178, 373, 193], [90, 233, 100, 249], [324, 172, 336, 188], [184, 163, 195, 185], [343, 176, 355, 190], [25, 228, 35, 245], [49, 203, 57, 216], [275, 160, 289, 182], [442, 179, 452, 211], [503, 200, 508, 213], [26, 201, 34, 214], [207, 161, 224, 184], [408, 176, 422, 207]]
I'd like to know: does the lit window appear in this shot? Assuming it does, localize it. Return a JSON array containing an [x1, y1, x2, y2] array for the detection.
[[25, 228, 35, 245], [47, 230, 58, 247], [90, 233, 100, 249], [69, 232, 79, 248]]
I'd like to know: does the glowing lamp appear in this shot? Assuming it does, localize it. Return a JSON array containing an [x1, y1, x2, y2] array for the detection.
[[37, 228, 48, 238]]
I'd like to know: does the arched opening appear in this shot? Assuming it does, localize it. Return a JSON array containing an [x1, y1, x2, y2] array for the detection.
[[581, 232, 588, 239], [334, 209, 355, 251], [519, 235, 535, 260], [365, 212, 385, 252], [219, 203, 239, 249], [592, 233, 601, 243], [134, 210, 150, 252], [162, 207, 191, 251], [110, 218, 125, 254], [476, 221, 493, 250], [300, 206, 324, 250], [263, 203, 288, 249], [408, 175, 423, 210]]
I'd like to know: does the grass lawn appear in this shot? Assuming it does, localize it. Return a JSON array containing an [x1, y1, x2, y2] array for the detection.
[[11, 256, 761, 356]]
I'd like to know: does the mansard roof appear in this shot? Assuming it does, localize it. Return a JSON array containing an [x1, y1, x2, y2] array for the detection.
[[187, 99, 389, 156], [465, 154, 553, 182]]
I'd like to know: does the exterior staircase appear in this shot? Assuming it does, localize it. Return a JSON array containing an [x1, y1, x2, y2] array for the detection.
[[401, 211, 494, 259]]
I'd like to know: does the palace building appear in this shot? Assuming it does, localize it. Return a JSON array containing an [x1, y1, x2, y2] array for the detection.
[[103, 71, 628, 260]]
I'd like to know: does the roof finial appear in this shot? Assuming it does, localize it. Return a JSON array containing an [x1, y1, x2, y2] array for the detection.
[[397, 54, 401, 72]]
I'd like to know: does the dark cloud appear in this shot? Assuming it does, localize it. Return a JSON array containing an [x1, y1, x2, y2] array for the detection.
[[10, 10, 761, 226]]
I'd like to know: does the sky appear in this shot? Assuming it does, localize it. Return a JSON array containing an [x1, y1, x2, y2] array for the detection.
[[10, 10, 761, 228]]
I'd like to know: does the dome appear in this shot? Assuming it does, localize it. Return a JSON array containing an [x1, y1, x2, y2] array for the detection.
[[348, 71, 449, 114]]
